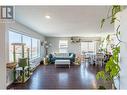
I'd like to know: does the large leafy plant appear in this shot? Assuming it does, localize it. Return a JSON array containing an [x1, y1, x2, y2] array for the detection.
[[96, 6, 122, 89]]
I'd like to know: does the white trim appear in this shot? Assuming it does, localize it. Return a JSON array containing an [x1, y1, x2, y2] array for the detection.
[[8, 29, 41, 62]]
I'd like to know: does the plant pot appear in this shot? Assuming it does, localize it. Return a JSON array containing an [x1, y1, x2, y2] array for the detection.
[[98, 86, 106, 89], [44, 58, 49, 65], [74, 62, 80, 65]]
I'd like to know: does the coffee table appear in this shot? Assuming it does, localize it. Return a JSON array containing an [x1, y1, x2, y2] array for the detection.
[[55, 60, 70, 68]]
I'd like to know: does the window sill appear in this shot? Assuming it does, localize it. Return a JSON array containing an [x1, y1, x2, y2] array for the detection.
[[30, 56, 41, 62]]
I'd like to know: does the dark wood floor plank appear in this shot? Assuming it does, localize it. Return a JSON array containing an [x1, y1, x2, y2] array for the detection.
[[7, 62, 112, 89]]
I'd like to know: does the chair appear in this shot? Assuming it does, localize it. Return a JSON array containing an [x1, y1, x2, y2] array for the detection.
[[95, 53, 104, 67]]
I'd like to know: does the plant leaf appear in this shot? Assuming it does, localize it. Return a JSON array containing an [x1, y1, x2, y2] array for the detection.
[[96, 71, 106, 80], [101, 18, 105, 28]]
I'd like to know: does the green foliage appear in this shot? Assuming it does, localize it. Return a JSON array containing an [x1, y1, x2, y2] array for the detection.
[[101, 18, 105, 28], [106, 35, 110, 42], [96, 6, 122, 86], [111, 5, 121, 24], [106, 46, 120, 77], [96, 46, 120, 81], [100, 5, 121, 28], [96, 71, 105, 80]]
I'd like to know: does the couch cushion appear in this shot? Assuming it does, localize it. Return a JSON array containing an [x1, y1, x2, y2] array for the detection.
[[69, 53, 73, 58], [54, 53, 69, 58]]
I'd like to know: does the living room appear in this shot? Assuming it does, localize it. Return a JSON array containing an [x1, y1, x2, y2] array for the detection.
[[0, 5, 126, 90]]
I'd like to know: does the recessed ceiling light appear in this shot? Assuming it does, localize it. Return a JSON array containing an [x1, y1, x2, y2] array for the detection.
[[45, 15, 51, 19]]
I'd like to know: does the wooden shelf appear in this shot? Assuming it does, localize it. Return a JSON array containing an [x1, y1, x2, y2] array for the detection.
[[6, 62, 17, 69], [14, 71, 33, 83], [14, 76, 31, 83]]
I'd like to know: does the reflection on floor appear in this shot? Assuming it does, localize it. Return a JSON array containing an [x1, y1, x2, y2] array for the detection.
[[8, 61, 112, 89]]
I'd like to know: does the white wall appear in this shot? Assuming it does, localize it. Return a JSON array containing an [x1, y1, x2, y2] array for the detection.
[[120, 8, 127, 89], [46, 37, 101, 55], [5, 21, 46, 86], [0, 23, 6, 89]]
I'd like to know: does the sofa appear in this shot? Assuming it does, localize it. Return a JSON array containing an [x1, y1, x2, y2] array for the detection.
[[48, 53, 75, 64]]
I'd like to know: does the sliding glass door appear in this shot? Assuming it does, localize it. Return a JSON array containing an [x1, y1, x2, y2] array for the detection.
[[81, 41, 96, 54]]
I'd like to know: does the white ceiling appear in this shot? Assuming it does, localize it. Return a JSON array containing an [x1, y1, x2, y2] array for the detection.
[[15, 6, 114, 37]]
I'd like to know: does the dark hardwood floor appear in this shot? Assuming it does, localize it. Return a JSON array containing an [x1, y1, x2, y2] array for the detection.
[[7, 61, 112, 89]]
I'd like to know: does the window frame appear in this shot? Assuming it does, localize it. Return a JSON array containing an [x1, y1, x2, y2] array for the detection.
[[59, 40, 68, 53], [8, 29, 41, 62], [81, 41, 96, 54]]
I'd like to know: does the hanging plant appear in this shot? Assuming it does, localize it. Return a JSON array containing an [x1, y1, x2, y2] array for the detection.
[[96, 5, 122, 89]]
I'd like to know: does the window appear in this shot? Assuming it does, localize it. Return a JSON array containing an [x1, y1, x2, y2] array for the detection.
[[9, 31, 22, 62], [81, 41, 96, 54], [22, 35, 32, 59], [88, 42, 95, 52], [59, 40, 68, 53], [81, 42, 88, 53], [37, 40, 41, 57], [9, 30, 41, 62], [32, 38, 38, 58]]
